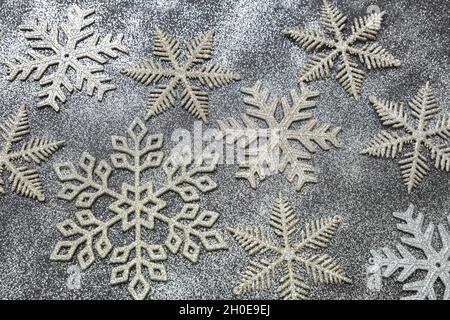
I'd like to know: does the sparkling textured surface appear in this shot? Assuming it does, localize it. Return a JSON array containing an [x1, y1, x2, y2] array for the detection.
[[0, 0, 449, 300]]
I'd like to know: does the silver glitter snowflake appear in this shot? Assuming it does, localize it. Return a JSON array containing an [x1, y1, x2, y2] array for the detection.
[[3, 5, 128, 111], [229, 193, 351, 300], [0, 105, 63, 201], [369, 204, 450, 300], [121, 28, 240, 123], [361, 82, 450, 193], [218, 81, 341, 192], [284, 0, 400, 98], [50, 118, 227, 300]]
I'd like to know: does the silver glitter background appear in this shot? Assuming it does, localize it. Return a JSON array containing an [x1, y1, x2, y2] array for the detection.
[[0, 0, 449, 300]]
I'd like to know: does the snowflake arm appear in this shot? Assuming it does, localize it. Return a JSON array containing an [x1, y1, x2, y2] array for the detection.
[[282, 27, 336, 51], [277, 261, 309, 300], [346, 12, 384, 45], [184, 30, 214, 68], [153, 27, 181, 68], [320, 1, 347, 41], [270, 194, 299, 246], [180, 81, 209, 123], [348, 44, 401, 70], [368, 96, 413, 131], [299, 254, 351, 284], [299, 51, 339, 82], [399, 144, 429, 193], [408, 82, 438, 128], [228, 227, 279, 255], [336, 52, 365, 98], [361, 131, 411, 158], [295, 216, 341, 251], [5, 5, 127, 112], [426, 141, 450, 171], [233, 258, 282, 296], [0, 104, 30, 154]]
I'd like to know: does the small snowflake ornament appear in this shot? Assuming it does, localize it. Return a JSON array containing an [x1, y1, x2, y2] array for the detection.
[[218, 81, 341, 192], [369, 204, 450, 300], [361, 82, 450, 193], [121, 28, 241, 123], [0, 105, 64, 201], [4, 5, 128, 111], [284, 1, 400, 98], [229, 193, 351, 300], [50, 117, 227, 300]]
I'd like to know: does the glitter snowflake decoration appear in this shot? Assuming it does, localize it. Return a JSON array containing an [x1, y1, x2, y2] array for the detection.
[[283, 1, 400, 98], [3, 5, 128, 111], [0, 105, 63, 201], [369, 204, 450, 300], [218, 81, 341, 192], [361, 82, 450, 193], [121, 28, 241, 123], [50, 118, 227, 300], [229, 193, 351, 300]]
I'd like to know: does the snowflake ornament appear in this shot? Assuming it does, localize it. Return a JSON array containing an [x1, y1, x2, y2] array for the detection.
[[218, 81, 341, 192], [3, 5, 128, 111], [121, 28, 241, 123], [361, 82, 450, 193], [229, 193, 351, 300], [369, 204, 450, 300], [0, 105, 64, 201], [283, 1, 400, 98], [50, 118, 227, 300]]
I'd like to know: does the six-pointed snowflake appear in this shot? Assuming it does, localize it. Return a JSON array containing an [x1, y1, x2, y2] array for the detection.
[[218, 81, 341, 192], [229, 193, 351, 300], [3, 5, 128, 111], [0, 105, 64, 201], [284, 1, 400, 98], [369, 204, 450, 300], [121, 28, 241, 123], [361, 82, 450, 193], [50, 118, 227, 300]]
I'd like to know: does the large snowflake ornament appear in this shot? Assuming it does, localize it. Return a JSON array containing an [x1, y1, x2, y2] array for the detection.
[[3, 5, 128, 111], [283, 1, 400, 98], [50, 118, 227, 300], [0, 105, 63, 201], [229, 193, 351, 300], [121, 28, 241, 123], [361, 82, 450, 193], [369, 204, 450, 300], [218, 81, 341, 192]]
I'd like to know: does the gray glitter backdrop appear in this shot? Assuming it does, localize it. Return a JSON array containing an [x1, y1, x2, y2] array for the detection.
[[0, 0, 449, 300]]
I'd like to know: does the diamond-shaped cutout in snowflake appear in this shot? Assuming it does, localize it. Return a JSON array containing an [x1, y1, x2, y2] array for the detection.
[[283, 1, 400, 98], [0, 105, 64, 201], [218, 81, 341, 192], [50, 118, 227, 300], [369, 204, 450, 300], [361, 82, 450, 193], [121, 28, 241, 123], [3, 5, 128, 111], [229, 193, 351, 300]]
